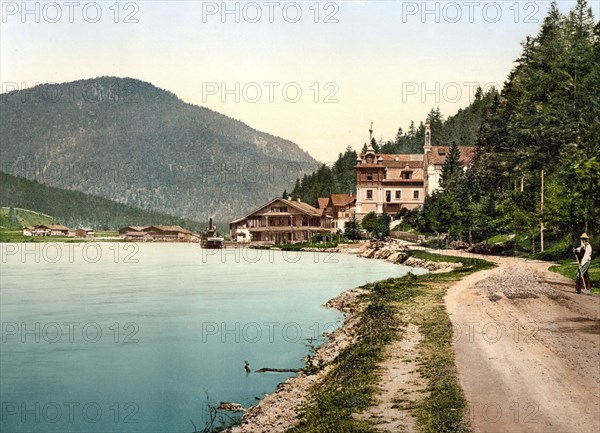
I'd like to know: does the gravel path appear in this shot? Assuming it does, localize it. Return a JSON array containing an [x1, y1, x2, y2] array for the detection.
[[443, 252, 600, 433], [477, 265, 568, 301]]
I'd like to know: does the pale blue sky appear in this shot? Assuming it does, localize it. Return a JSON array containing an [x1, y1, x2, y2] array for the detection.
[[2, 1, 597, 162]]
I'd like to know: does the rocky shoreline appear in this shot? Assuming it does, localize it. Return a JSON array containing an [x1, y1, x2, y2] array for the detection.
[[223, 241, 462, 432], [345, 240, 463, 273], [224, 287, 369, 433]]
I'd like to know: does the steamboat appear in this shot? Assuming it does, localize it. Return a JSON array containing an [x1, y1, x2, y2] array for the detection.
[[201, 218, 224, 249]]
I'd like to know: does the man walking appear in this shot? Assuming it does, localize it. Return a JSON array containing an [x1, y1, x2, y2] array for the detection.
[[574, 233, 593, 293]]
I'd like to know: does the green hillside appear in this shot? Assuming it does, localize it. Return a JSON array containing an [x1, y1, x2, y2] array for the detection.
[[0, 172, 206, 231], [0, 207, 57, 229]]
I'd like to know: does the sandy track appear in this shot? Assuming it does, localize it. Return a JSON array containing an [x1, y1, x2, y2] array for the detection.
[[443, 252, 600, 433]]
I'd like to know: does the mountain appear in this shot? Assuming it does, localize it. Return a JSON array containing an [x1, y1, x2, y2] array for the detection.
[[0, 172, 206, 231], [0, 77, 319, 222]]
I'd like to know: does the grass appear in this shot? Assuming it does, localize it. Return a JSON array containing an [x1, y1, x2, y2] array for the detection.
[[287, 253, 494, 433], [279, 241, 340, 251], [0, 229, 122, 243], [0, 207, 56, 228], [409, 250, 468, 263], [549, 257, 600, 295]]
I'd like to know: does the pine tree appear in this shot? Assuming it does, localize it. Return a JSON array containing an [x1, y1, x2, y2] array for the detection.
[[439, 142, 464, 193]]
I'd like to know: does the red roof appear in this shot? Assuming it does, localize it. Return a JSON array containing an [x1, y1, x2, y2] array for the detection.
[[36, 224, 70, 231], [317, 197, 329, 209], [426, 146, 476, 166], [330, 194, 356, 207], [282, 199, 323, 217]]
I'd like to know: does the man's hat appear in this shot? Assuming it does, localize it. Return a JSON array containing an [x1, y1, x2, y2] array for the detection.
[[580, 233, 589, 239]]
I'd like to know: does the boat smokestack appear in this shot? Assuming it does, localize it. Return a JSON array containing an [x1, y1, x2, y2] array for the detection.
[[209, 217, 213, 229]]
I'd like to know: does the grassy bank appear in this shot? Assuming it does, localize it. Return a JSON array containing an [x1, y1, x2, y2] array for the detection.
[[549, 257, 600, 295], [288, 253, 494, 433], [279, 241, 340, 251]]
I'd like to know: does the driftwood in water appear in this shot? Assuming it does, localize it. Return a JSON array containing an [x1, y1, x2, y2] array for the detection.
[[217, 402, 245, 412], [255, 367, 300, 373]]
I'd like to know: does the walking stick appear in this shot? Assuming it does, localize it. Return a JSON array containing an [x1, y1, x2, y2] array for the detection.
[[574, 253, 589, 292]]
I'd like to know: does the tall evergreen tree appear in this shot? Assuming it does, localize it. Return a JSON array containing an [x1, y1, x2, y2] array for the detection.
[[439, 142, 464, 193]]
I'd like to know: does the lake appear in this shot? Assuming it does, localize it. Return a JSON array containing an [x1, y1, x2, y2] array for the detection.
[[0, 243, 424, 432]]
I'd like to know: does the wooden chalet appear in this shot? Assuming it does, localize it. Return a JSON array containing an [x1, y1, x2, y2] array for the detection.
[[119, 226, 150, 241], [118, 225, 196, 242], [145, 225, 194, 241], [30, 224, 71, 236], [230, 198, 334, 244], [322, 194, 356, 231], [74, 228, 95, 238]]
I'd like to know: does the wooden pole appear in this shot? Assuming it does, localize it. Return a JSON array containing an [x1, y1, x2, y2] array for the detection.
[[540, 169, 545, 252]]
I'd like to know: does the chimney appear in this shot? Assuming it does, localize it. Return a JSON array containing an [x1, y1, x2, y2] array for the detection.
[[297, 197, 301, 202], [287, 195, 292, 201], [209, 217, 213, 229]]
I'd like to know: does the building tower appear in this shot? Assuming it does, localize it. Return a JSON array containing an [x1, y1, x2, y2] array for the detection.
[[424, 118, 432, 152], [355, 122, 386, 217]]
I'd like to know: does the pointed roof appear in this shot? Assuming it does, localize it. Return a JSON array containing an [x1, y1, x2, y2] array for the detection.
[[119, 226, 148, 232], [317, 197, 330, 209], [230, 197, 323, 224]]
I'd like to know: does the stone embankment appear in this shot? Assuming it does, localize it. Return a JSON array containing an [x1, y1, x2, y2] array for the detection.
[[342, 240, 463, 273]]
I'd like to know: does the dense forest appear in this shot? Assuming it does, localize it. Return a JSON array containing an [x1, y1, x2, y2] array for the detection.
[[410, 0, 599, 249], [0, 172, 206, 231], [291, 0, 599, 253]]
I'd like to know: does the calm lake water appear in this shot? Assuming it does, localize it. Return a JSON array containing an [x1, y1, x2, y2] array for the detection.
[[0, 243, 425, 432]]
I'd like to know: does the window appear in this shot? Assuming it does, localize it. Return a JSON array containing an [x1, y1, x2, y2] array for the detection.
[[402, 171, 413, 180], [413, 190, 419, 200], [366, 190, 373, 200], [395, 190, 401, 199], [386, 191, 391, 203], [367, 173, 373, 181]]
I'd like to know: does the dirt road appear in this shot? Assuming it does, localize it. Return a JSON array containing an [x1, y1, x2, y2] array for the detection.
[[443, 252, 600, 433]]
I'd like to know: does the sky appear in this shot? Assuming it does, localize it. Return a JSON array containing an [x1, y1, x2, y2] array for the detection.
[[2, 0, 598, 162]]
